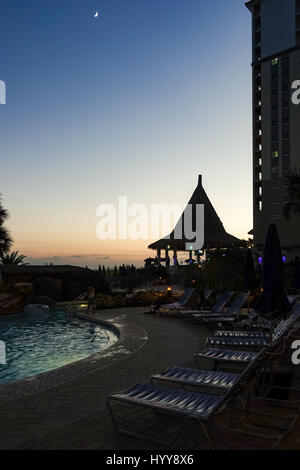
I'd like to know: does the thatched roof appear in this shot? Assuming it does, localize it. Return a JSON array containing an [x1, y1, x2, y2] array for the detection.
[[148, 175, 241, 251]]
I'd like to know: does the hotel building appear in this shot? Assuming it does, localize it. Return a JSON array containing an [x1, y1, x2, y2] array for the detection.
[[246, 0, 300, 258]]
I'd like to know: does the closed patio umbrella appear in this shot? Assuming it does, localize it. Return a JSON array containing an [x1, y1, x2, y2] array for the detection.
[[256, 224, 292, 317], [293, 256, 300, 291]]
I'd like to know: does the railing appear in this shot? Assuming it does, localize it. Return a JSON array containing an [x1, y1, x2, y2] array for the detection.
[[65, 292, 88, 322]]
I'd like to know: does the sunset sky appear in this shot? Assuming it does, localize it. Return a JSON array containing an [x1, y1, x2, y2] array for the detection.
[[1, 0, 252, 268]]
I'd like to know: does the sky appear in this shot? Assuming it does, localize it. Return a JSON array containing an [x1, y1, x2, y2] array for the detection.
[[0, 0, 253, 268]]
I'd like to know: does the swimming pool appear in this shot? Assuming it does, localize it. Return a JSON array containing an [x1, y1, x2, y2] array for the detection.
[[0, 310, 118, 385]]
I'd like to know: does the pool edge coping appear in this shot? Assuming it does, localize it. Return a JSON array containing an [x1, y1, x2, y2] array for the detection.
[[0, 310, 148, 402]]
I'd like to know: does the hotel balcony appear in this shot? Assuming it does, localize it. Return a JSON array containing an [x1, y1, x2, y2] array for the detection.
[[254, 87, 261, 96], [255, 135, 262, 145]]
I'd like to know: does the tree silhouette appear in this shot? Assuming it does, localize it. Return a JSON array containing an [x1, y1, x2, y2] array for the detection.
[[0, 194, 13, 256]]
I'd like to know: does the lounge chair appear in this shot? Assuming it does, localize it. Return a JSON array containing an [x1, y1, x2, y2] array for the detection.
[[107, 351, 267, 449], [180, 291, 234, 319], [198, 292, 249, 325], [107, 346, 299, 449], [206, 303, 300, 349], [195, 303, 300, 370], [201, 288, 214, 307], [151, 307, 300, 393], [151, 366, 240, 391], [150, 287, 196, 315]]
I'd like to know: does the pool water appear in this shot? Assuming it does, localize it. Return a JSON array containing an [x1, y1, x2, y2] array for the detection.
[[0, 310, 118, 385]]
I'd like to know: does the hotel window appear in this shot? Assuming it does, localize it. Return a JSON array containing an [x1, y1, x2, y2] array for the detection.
[[271, 73, 278, 81], [271, 58, 278, 66], [282, 116, 289, 124], [272, 212, 279, 221], [272, 167, 279, 174], [283, 195, 289, 203], [272, 104, 278, 112], [282, 85, 289, 93], [283, 179, 289, 187], [283, 101, 289, 108], [272, 181, 279, 189], [272, 136, 278, 143], [282, 70, 289, 78], [283, 132, 289, 140], [272, 120, 278, 127], [272, 196, 279, 205], [283, 151, 289, 158], [272, 151, 279, 159], [272, 88, 278, 96]]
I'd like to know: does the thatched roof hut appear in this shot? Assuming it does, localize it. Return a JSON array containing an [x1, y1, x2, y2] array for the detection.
[[148, 175, 241, 264]]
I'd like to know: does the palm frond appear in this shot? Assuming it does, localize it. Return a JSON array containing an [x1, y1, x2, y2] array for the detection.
[[0, 226, 13, 255], [0, 250, 28, 265]]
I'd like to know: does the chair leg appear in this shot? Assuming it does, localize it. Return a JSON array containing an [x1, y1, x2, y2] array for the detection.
[[107, 398, 215, 449], [196, 419, 215, 450]]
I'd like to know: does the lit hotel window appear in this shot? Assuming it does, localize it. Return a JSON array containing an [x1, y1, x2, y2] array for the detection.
[[272, 151, 279, 158], [271, 58, 278, 66]]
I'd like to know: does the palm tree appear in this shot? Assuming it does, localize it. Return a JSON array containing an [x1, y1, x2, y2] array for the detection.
[[0, 194, 13, 256], [283, 168, 300, 220], [0, 251, 28, 265]]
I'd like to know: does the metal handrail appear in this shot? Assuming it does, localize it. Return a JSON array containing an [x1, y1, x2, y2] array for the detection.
[[66, 292, 88, 321]]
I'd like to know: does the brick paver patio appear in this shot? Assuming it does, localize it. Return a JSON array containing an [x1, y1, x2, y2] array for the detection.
[[0, 307, 299, 450]]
